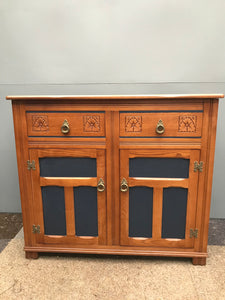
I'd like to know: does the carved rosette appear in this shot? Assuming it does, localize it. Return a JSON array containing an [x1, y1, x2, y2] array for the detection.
[[125, 116, 142, 132], [32, 116, 49, 131], [83, 116, 100, 132], [178, 116, 197, 132]]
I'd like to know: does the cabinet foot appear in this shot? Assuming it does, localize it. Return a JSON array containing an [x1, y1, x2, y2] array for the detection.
[[25, 251, 39, 259], [192, 257, 206, 266]]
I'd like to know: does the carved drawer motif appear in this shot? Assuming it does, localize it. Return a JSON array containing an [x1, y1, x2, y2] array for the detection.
[[83, 116, 100, 132], [178, 116, 197, 132], [125, 116, 142, 132], [26, 112, 105, 137], [32, 116, 49, 131], [120, 112, 202, 137]]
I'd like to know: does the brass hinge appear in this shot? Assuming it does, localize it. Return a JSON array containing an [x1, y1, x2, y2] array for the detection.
[[32, 225, 40, 234], [194, 161, 203, 172], [190, 228, 198, 238], [27, 160, 36, 170]]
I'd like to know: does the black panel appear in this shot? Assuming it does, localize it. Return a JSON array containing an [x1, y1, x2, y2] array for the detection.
[[27, 111, 104, 113], [129, 158, 189, 178], [162, 188, 188, 239], [120, 110, 203, 113], [41, 186, 66, 235], [40, 157, 96, 177], [129, 187, 153, 238], [120, 136, 201, 139], [74, 187, 98, 236], [29, 136, 105, 138]]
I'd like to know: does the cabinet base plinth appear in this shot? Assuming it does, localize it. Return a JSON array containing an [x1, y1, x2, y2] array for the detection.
[[24, 246, 207, 264], [25, 251, 39, 259], [192, 257, 206, 266]]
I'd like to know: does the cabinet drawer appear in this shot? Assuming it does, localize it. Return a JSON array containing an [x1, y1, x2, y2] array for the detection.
[[120, 111, 203, 138], [26, 111, 105, 137]]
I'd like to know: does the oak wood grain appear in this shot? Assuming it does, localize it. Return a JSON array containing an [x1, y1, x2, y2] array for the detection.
[[119, 149, 199, 249], [9, 95, 222, 264], [27, 112, 105, 137], [6, 94, 224, 100], [24, 245, 207, 258], [152, 187, 163, 240], [120, 112, 203, 137], [24, 100, 205, 112], [64, 187, 75, 236], [201, 100, 219, 253], [40, 177, 97, 187]]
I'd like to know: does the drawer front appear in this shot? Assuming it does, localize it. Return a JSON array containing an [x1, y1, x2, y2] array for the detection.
[[26, 111, 105, 137], [120, 112, 203, 138]]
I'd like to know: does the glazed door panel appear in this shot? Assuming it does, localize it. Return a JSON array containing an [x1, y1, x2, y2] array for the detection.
[[29, 148, 106, 245], [120, 149, 200, 248]]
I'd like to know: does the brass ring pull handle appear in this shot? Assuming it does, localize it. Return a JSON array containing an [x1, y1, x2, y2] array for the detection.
[[156, 119, 165, 135], [120, 178, 128, 192], [61, 119, 70, 134], [97, 178, 105, 192]]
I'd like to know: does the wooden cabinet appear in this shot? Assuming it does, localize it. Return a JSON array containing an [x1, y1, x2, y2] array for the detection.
[[7, 94, 224, 265]]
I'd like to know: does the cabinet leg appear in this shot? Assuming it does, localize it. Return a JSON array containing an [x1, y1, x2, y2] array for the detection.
[[192, 257, 206, 266], [25, 251, 39, 259]]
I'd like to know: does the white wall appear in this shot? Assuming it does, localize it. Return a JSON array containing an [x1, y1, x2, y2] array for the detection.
[[1, 0, 225, 83], [0, 1, 225, 216]]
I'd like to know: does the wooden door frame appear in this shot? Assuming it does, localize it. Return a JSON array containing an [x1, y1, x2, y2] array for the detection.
[[120, 149, 200, 248], [29, 148, 107, 246]]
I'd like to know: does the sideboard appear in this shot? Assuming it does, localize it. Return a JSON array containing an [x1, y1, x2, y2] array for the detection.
[[6, 94, 224, 265]]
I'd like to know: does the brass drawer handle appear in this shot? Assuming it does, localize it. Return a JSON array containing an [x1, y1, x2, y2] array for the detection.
[[120, 178, 128, 192], [61, 119, 70, 134], [97, 178, 105, 192], [156, 119, 165, 134]]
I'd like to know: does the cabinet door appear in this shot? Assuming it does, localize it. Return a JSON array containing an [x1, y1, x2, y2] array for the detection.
[[29, 149, 106, 245], [120, 149, 200, 248]]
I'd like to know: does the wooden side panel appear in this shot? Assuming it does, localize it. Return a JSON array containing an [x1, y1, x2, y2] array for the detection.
[[12, 102, 36, 247], [198, 100, 219, 253]]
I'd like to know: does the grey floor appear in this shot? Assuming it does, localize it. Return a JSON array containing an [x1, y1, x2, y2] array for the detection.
[[0, 213, 23, 252], [0, 213, 224, 253]]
